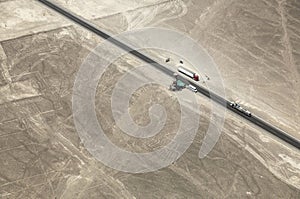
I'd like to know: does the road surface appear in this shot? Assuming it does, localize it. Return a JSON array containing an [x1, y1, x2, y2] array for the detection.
[[37, 0, 300, 150]]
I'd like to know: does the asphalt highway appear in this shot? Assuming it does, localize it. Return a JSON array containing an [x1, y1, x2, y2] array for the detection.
[[37, 0, 300, 150]]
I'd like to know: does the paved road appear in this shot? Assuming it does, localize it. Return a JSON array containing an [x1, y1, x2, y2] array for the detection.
[[187, 81, 300, 149], [37, 0, 300, 150]]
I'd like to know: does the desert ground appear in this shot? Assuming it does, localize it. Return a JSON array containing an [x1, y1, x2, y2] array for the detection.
[[0, 0, 300, 198]]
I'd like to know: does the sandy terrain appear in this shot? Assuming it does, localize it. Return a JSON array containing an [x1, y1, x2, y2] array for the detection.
[[0, 0, 300, 198]]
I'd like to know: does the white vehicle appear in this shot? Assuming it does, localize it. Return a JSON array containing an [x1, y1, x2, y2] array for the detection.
[[178, 67, 199, 81], [187, 84, 197, 93], [229, 102, 252, 117]]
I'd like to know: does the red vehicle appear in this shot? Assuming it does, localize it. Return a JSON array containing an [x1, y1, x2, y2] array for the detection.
[[177, 67, 199, 81]]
